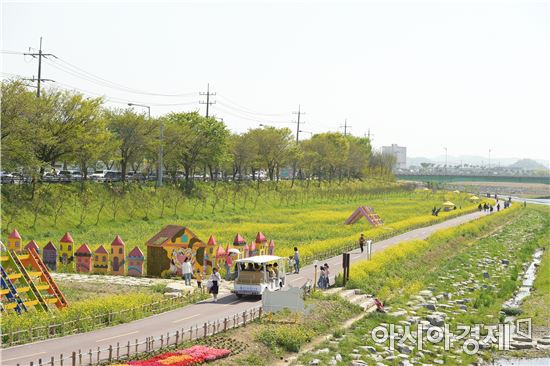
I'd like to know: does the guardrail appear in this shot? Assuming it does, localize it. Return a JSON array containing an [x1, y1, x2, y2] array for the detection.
[[17, 306, 263, 366]]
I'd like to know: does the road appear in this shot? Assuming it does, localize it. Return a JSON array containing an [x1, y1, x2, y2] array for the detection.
[[1, 209, 490, 366]]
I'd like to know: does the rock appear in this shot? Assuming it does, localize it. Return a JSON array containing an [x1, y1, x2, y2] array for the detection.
[[329, 359, 337, 366], [483, 271, 490, 279], [335, 354, 343, 362], [397, 353, 410, 359], [389, 310, 408, 317], [421, 303, 437, 311], [314, 348, 330, 354], [399, 360, 412, 366], [350, 353, 362, 360], [359, 346, 377, 354], [434, 359, 444, 365], [513, 335, 532, 342], [427, 314, 445, 327], [419, 290, 433, 297], [309, 359, 321, 366], [511, 341, 535, 350], [501, 259, 509, 265], [537, 338, 550, 346], [349, 361, 368, 366], [459, 305, 467, 311], [397, 344, 413, 354]]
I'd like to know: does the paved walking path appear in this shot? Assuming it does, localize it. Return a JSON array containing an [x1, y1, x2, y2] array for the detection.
[[1, 210, 490, 366]]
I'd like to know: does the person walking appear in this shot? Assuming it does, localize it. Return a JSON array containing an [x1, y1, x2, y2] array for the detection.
[[324, 263, 330, 288], [359, 233, 365, 253], [208, 268, 222, 302], [293, 247, 300, 274], [317, 266, 326, 290], [182, 258, 193, 286], [497, 203, 500, 212]]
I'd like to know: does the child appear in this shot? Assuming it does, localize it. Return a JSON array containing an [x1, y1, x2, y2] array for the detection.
[[195, 270, 203, 290]]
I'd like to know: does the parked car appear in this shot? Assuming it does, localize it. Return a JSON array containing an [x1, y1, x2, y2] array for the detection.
[[72, 171, 83, 181], [1, 172, 15, 184], [43, 172, 59, 182], [90, 170, 106, 181], [103, 171, 122, 182], [58, 170, 73, 183]]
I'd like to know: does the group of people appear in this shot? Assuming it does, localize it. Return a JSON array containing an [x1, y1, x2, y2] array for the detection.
[[317, 263, 331, 289]]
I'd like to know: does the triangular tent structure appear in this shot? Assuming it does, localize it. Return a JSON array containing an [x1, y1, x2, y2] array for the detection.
[[344, 206, 384, 226]]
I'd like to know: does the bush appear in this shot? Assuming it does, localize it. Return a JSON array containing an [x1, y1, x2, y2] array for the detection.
[[257, 324, 315, 352]]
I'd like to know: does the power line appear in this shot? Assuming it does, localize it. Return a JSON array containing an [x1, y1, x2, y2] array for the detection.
[[217, 95, 287, 117], [199, 83, 216, 117], [292, 105, 305, 143], [24, 37, 56, 97], [340, 119, 352, 137]]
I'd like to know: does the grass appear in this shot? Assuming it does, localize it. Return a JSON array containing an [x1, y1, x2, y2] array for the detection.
[[1, 285, 208, 346], [515, 205, 550, 337], [296, 204, 549, 365], [1, 180, 481, 269]]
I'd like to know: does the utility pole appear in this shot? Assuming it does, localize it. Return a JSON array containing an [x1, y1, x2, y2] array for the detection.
[[292, 105, 305, 143], [24, 37, 55, 97], [340, 119, 352, 137], [199, 83, 216, 117]]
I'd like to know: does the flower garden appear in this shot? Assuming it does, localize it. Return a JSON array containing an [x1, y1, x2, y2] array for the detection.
[[110, 345, 231, 366]]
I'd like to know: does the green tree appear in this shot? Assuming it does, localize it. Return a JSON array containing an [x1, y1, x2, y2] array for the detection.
[[245, 126, 294, 180], [302, 132, 349, 182], [162, 112, 229, 189], [107, 109, 158, 182]]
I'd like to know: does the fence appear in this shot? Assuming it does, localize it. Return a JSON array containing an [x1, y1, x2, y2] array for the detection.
[[17, 306, 263, 366], [2, 293, 204, 347]]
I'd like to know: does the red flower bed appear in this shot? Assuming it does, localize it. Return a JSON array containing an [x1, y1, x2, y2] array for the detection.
[[112, 345, 230, 366]]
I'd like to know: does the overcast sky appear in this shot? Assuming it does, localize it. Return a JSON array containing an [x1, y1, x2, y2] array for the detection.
[[2, 0, 548, 160]]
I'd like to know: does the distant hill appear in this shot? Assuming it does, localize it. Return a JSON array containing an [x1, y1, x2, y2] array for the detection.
[[408, 155, 549, 169], [509, 159, 548, 171]]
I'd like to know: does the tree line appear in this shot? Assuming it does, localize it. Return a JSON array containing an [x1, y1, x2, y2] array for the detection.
[[1, 80, 396, 190]]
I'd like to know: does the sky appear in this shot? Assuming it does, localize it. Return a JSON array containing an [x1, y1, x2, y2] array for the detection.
[[2, 0, 549, 161]]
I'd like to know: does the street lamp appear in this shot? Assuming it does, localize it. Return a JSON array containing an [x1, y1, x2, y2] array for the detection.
[[128, 103, 163, 187], [444, 147, 448, 178], [313, 260, 319, 291], [299, 130, 313, 137]]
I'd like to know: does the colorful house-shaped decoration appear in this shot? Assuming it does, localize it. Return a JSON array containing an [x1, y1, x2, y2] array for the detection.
[[93, 245, 109, 274], [146, 225, 206, 277], [42, 241, 58, 271], [59, 232, 75, 267], [127, 246, 144, 276], [7, 229, 22, 253], [255, 232, 267, 256], [268, 239, 276, 255], [233, 234, 246, 246], [25, 240, 40, 255], [204, 235, 217, 274], [75, 244, 92, 273], [249, 241, 257, 257], [110, 235, 126, 275]]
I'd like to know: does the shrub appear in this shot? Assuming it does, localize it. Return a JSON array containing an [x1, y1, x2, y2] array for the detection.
[[257, 324, 315, 352]]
